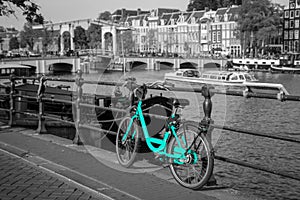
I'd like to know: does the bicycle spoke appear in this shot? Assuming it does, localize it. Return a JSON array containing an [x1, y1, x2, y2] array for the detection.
[[168, 121, 214, 189], [116, 117, 138, 167]]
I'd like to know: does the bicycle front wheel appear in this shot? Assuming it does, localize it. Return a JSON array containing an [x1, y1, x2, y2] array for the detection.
[[168, 121, 214, 190], [116, 117, 139, 167]]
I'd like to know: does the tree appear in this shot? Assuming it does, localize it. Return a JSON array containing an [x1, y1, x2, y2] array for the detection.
[[237, 0, 283, 57], [0, 0, 43, 23], [117, 30, 134, 54], [86, 24, 102, 49], [19, 22, 41, 50], [98, 11, 111, 21], [187, 0, 242, 11], [74, 26, 87, 49], [9, 36, 19, 50]]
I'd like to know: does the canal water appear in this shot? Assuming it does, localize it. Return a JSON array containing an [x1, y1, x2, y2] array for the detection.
[[51, 65, 300, 200]]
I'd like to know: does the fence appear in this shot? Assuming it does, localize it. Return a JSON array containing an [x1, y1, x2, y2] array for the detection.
[[0, 70, 299, 183]]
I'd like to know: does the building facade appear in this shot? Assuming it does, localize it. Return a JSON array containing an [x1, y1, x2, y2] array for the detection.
[[123, 5, 242, 57], [283, 0, 300, 52]]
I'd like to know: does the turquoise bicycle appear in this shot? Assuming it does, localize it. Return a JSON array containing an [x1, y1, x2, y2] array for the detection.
[[116, 82, 214, 189]]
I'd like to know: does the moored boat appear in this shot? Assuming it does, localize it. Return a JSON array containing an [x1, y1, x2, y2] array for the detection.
[[164, 68, 290, 94], [0, 63, 35, 76], [232, 58, 279, 71], [164, 69, 258, 87], [270, 65, 300, 74]]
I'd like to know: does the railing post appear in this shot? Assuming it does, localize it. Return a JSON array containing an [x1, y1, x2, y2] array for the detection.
[[200, 84, 217, 186], [8, 75, 15, 127], [73, 69, 83, 145], [36, 75, 47, 134]]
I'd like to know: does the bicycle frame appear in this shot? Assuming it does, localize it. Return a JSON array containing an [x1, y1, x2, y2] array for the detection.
[[122, 100, 197, 163]]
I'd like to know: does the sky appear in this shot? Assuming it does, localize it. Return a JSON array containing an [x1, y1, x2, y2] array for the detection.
[[0, 0, 289, 31]]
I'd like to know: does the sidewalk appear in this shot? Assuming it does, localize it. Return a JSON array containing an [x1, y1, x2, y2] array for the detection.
[[0, 125, 257, 200]]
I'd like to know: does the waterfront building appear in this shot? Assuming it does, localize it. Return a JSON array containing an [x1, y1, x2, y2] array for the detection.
[[122, 5, 242, 57], [210, 6, 241, 57], [283, 0, 300, 52]]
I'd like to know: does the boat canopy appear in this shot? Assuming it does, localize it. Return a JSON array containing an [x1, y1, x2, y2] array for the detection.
[[166, 69, 257, 83], [202, 71, 256, 82]]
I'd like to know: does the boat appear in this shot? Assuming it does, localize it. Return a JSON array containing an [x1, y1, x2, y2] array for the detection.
[[231, 58, 279, 71], [0, 63, 35, 76], [270, 65, 300, 74], [164, 69, 258, 87], [165, 68, 290, 95], [270, 53, 300, 74]]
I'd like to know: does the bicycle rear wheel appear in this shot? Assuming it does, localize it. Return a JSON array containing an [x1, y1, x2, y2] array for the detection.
[[168, 121, 214, 190], [116, 117, 139, 167]]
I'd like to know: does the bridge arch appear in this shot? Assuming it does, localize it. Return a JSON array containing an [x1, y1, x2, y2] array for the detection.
[[180, 62, 197, 69], [203, 62, 221, 69], [127, 61, 147, 70], [48, 62, 73, 74], [160, 62, 173, 69]]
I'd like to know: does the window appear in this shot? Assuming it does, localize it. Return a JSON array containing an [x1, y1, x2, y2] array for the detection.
[[290, 20, 294, 28], [285, 21, 289, 29], [230, 75, 238, 80], [285, 11, 289, 18], [213, 32, 216, 42], [295, 30, 299, 40], [239, 75, 245, 80], [296, 20, 299, 28], [217, 31, 221, 42], [296, 10, 300, 17], [291, 11, 294, 18], [245, 74, 252, 81], [290, 30, 294, 39]]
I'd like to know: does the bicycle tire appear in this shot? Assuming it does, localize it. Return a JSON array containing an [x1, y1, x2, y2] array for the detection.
[[116, 117, 139, 167], [168, 121, 214, 190]]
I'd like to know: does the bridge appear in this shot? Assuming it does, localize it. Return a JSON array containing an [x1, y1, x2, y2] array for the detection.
[[1, 56, 81, 74], [1, 55, 227, 74], [116, 56, 227, 70]]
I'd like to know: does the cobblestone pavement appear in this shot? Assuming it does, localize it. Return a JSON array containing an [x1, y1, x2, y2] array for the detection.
[[0, 150, 102, 200]]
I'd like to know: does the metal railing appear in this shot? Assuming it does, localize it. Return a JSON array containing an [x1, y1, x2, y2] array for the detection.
[[0, 70, 299, 183]]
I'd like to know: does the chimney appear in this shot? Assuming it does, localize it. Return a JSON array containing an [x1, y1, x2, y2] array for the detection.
[[122, 8, 126, 17], [137, 8, 141, 16]]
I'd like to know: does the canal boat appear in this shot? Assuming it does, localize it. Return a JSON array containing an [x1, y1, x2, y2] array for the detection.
[[164, 69, 258, 87], [270, 65, 300, 74], [0, 63, 35, 76], [270, 53, 300, 74], [232, 58, 279, 71]]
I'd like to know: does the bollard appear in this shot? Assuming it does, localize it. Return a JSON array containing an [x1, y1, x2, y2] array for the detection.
[[73, 69, 83, 145], [200, 84, 217, 186], [8, 75, 16, 127], [36, 75, 47, 134]]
